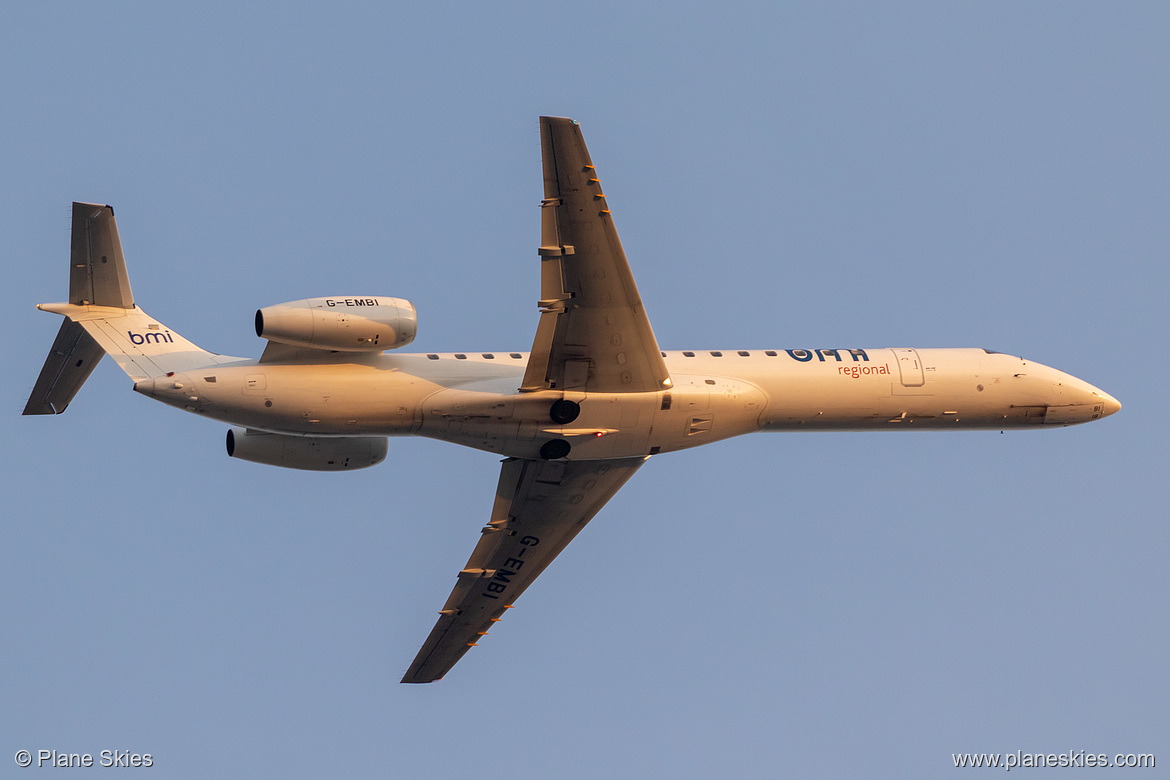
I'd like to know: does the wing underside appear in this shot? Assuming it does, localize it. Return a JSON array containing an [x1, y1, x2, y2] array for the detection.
[[402, 455, 646, 683], [404, 118, 661, 683], [521, 116, 670, 394]]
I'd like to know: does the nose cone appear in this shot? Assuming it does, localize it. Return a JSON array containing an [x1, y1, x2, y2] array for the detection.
[[1042, 364, 1121, 425], [1095, 390, 1121, 418]]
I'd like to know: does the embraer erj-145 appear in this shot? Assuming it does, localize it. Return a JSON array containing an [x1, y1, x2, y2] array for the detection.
[[25, 117, 1120, 683]]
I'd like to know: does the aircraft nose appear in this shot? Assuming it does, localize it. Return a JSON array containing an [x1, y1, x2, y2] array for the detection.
[[1096, 391, 1121, 417]]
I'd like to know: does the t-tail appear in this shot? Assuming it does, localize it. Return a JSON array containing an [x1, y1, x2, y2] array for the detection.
[[24, 202, 226, 414]]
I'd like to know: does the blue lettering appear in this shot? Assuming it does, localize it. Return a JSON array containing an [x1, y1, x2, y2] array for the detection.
[[786, 348, 868, 363], [127, 330, 174, 346]]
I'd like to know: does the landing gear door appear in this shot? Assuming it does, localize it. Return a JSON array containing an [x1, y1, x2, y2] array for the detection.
[[890, 348, 925, 387]]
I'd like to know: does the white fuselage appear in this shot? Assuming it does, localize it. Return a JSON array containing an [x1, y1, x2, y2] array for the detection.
[[135, 346, 1120, 462]]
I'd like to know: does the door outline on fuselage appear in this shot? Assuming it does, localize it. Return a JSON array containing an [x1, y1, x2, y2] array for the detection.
[[890, 348, 925, 387]]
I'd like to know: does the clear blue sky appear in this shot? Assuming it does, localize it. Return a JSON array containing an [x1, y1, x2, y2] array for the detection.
[[3, 3, 1165, 777]]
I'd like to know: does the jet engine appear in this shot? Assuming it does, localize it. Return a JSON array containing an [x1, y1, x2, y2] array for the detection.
[[255, 297, 417, 352], [226, 428, 388, 471]]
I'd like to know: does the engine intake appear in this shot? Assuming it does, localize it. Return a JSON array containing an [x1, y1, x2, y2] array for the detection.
[[226, 428, 388, 471], [255, 297, 417, 352]]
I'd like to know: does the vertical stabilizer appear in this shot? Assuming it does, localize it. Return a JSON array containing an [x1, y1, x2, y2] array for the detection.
[[70, 203, 134, 308]]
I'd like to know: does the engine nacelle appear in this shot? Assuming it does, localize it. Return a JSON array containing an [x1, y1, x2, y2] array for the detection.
[[255, 297, 417, 352], [226, 428, 388, 471]]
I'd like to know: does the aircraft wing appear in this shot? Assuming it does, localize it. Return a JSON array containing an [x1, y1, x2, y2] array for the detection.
[[520, 117, 671, 394], [402, 455, 646, 683]]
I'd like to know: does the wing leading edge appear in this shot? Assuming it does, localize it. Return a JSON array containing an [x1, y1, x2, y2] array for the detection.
[[402, 456, 646, 683], [521, 116, 671, 394]]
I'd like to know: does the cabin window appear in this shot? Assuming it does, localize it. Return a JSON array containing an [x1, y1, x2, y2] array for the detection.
[[705, 379, 716, 385], [737, 351, 749, 357], [482, 353, 494, 359], [455, 353, 467, 359], [510, 353, 522, 359], [710, 351, 722, 357], [427, 354, 439, 360], [683, 351, 695, 357], [765, 350, 777, 357]]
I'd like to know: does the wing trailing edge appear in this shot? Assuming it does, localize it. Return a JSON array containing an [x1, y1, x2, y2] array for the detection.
[[402, 455, 647, 683]]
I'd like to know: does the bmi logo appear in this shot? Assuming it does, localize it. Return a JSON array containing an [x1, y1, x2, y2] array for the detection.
[[128, 330, 174, 345]]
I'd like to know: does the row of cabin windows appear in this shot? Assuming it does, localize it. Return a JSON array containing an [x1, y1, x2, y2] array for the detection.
[[424, 350, 782, 360], [426, 353, 526, 360], [663, 350, 780, 358]]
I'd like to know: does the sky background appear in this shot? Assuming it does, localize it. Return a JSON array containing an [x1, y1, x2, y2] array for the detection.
[[2, 2, 1166, 777]]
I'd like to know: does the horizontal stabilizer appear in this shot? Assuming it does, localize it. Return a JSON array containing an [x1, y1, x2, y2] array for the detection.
[[23, 319, 105, 414]]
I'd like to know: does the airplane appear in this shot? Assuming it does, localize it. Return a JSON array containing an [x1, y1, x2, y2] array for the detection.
[[24, 116, 1120, 683]]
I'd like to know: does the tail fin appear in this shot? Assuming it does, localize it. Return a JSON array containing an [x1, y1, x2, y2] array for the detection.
[[25, 203, 225, 414], [69, 202, 135, 309]]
